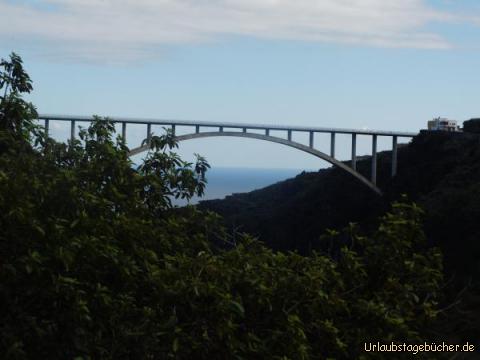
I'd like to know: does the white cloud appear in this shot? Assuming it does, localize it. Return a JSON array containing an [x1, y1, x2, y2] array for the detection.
[[0, 0, 466, 63]]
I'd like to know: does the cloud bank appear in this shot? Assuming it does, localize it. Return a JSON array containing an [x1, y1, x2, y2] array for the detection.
[[0, 0, 469, 63]]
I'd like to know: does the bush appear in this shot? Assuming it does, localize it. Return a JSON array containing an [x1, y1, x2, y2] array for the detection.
[[1, 53, 444, 359]]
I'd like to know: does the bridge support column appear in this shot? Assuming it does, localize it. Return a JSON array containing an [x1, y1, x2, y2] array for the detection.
[[392, 135, 398, 177], [265, 129, 270, 136], [351, 133, 357, 171], [44, 119, 49, 137], [309, 131, 314, 148], [122, 122, 127, 142], [70, 120, 76, 142], [147, 123, 152, 143], [195, 125, 200, 134], [371, 134, 377, 185], [243, 127, 247, 133], [330, 132, 336, 158], [219, 126, 223, 132], [171, 124, 176, 135], [288, 130, 292, 141]]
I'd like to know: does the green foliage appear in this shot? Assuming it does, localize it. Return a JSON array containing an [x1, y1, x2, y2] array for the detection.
[[139, 129, 210, 210], [0, 52, 39, 147], [146, 204, 443, 359], [0, 53, 445, 359]]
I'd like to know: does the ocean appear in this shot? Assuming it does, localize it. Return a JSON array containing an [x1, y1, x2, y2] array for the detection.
[[174, 167, 308, 205]]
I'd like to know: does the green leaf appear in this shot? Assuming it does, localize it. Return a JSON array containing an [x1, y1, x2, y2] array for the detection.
[[228, 300, 245, 317]]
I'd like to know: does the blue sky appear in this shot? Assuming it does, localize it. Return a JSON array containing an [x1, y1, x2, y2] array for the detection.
[[1, 0, 480, 169]]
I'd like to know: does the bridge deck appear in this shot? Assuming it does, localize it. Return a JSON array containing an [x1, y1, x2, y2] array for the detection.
[[37, 114, 417, 137]]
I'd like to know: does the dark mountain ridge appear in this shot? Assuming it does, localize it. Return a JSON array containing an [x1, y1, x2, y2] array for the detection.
[[200, 129, 480, 285]]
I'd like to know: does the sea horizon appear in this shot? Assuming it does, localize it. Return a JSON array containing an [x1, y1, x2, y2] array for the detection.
[[174, 166, 316, 205]]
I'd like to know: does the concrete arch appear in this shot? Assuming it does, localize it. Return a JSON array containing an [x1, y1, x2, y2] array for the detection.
[[129, 131, 382, 195]]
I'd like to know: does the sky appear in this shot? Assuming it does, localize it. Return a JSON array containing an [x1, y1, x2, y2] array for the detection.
[[1, 0, 480, 169]]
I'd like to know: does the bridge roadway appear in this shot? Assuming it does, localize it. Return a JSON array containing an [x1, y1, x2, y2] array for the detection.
[[36, 114, 418, 195]]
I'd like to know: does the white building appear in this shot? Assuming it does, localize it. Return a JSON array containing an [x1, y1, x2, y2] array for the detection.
[[427, 117, 460, 132]]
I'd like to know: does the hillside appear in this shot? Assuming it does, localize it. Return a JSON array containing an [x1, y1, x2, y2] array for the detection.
[[200, 130, 480, 284]]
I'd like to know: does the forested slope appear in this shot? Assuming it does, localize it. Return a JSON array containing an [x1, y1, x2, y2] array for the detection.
[[201, 129, 480, 284]]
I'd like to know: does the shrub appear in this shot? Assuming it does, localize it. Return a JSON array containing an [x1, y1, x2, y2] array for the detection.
[[1, 53, 444, 359]]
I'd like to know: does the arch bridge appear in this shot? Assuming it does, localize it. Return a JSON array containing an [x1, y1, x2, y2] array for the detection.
[[36, 115, 417, 195]]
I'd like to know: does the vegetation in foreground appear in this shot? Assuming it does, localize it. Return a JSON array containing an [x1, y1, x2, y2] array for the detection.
[[1, 53, 447, 359]]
